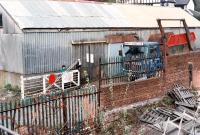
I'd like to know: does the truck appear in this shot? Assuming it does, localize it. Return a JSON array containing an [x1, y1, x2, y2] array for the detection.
[[120, 42, 163, 81]]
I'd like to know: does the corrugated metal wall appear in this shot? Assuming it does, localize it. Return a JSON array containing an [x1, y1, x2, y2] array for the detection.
[[0, 28, 197, 75], [0, 6, 22, 34], [22, 30, 133, 74], [0, 34, 23, 73], [0, 4, 23, 74], [22, 28, 200, 75], [23, 32, 72, 74]]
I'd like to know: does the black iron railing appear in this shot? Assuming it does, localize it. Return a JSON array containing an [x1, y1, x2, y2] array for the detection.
[[99, 55, 163, 86]]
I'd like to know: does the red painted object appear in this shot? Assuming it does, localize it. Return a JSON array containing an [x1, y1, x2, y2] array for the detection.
[[48, 74, 56, 84], [167, 32, 196, 47]]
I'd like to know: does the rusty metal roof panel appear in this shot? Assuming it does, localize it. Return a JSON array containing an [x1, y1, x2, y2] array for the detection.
[[0, 0, 200, 29]]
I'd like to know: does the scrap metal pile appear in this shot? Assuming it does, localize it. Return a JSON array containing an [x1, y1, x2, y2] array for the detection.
[[140, 84, 200, 135], [168, 84, 196, 109]]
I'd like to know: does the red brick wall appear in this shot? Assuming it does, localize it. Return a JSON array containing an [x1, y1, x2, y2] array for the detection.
[[193, 70, 200, 88], [100, 51, 200, 110], [106, 34, 138, 43]]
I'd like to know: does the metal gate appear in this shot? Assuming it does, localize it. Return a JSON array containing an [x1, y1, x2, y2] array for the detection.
[[21, 70, 80, 98]]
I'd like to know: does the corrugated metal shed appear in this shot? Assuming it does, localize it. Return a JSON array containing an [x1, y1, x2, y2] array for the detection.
[[0, 0, 200, 29]]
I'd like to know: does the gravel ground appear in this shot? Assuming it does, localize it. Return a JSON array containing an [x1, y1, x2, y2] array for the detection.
[[130, 125, 162, 135]]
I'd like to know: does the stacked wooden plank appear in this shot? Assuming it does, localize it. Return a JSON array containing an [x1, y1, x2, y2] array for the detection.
[[168, 84, 196, 109]]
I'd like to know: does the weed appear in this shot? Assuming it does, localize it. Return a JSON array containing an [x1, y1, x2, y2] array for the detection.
[[162, 96, 174, 106], [4, 84, 21, 94]]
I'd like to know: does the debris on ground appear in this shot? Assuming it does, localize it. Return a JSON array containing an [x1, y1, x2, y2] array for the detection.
[[168, 84, 196, 109], [0, 84, 21, 102], [98, 97, 173, 135], [140, 84, 200, 135]]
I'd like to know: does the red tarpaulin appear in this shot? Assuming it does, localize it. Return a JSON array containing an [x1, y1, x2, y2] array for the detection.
[[167, 32, 196, 47]]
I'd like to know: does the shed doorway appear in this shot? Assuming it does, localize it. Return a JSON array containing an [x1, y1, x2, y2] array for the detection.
[[72, 41, 108, 83]]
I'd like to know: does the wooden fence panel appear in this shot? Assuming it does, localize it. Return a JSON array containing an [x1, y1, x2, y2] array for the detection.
[[0, 85, 99, 134]]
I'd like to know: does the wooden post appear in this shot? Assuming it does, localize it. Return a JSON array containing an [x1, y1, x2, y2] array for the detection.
[[11, 101, 17, 130], [182, 19, 193, 51], [62, 88, 68, 133], [77, 71, 80, 86], [157, 19, 169, 86], [98, 58, 101, 107], [88, 45, 91, 82], [43, 75, 46, 94], [157, 19, 168, 75], [188, 62, 193, 88]]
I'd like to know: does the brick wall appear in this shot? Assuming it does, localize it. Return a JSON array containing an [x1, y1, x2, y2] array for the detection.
[[100, 51, 200, 110], [106, 34, 138, 43]]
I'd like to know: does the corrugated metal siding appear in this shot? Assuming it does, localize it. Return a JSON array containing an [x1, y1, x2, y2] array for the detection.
[[0, 6, 22, 34], [0, 34, 23, 73], [23, 30, 134, 74], [23, 33, 72, 74], [22, 28, 200, 75]]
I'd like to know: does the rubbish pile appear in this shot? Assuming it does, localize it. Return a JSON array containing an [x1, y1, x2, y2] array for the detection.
[[168, 84, 196, 109], [140, 84, 200, 135]]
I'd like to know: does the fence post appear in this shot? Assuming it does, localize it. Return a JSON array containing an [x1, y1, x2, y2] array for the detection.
[[20, 76, 24, 99], [98, 58, 101, 107], [62, 90, 67, 132], [77, 70, 80, 86], [43, 75, 46, 94]]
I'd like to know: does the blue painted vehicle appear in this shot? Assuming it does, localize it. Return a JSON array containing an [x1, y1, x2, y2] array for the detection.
[[121, 42, 163, 80]]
